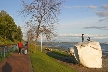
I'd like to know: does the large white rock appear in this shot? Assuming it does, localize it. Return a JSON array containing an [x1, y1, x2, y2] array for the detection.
[[70, 41, 102, 68]]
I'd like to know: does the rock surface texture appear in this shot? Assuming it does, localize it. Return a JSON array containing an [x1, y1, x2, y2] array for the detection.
[[70, 41, 102, 68]]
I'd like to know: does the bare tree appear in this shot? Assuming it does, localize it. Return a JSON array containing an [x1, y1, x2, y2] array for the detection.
[[20, 0, 64, 52], [27, 28, 35, 43]]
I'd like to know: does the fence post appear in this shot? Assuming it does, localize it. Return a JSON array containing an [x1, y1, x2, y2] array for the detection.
[[5, 46, 8, 56], [1, 47, 2, 59], [13, 45, 16, 51], [0, 47, 1, 59], [4, 46, 5, 57]]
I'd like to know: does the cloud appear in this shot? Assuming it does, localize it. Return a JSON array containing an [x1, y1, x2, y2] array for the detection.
[[83, 5, 97, 9], [64, 6, 80, 9], [59, 33, 81, 37], [39, 33, 108, 42], [83, 26, 108, 30], [59, 33, 107, 37], [64, 5, 97, 9], [96, 4, 108, 22], [96, 11, 108, 17], [102, 4, 108, 10], [64, 6, 72, 9], [93, 37, 107, 39], [57, 33, 108, 42], [73, 6, 80, 8], [98, 17, 108, 22]]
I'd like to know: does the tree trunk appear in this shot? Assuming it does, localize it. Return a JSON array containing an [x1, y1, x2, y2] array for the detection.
[[34, 36, 38, 53], [4, 36, 6, 40]]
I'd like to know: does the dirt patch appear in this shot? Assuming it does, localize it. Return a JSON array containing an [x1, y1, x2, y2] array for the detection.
[[0, 51, 33, 72]]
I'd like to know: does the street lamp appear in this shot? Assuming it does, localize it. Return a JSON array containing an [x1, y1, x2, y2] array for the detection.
[[41, 33, 42, 52]]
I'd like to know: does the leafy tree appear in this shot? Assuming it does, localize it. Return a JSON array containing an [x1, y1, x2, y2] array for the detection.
[[0, 10, 23, 42], [0, 10, 17, 40], [20, 0, 64, 52], [14, 26, 23, 41]]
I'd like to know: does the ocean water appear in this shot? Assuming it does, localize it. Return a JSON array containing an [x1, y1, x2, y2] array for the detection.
[[44, 42, 108, 56], [44, 42, 108, 52], [100, 43, 108, 51]]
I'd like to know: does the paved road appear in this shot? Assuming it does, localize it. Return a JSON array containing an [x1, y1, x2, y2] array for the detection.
[[0, 51, 33, 72]]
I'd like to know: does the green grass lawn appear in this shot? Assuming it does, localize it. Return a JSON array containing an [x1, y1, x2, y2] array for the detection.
[[30, 45, 77, 72], [52, 50, 69, 57]]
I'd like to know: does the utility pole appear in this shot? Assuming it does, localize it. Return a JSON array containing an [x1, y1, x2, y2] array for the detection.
[[41, 33, 42, 52]]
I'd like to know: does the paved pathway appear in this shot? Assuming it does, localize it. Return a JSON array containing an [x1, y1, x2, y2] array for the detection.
[[0, 51, 33, 72]]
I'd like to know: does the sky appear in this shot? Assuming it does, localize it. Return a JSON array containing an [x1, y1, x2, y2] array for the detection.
[[0, 0, 108, 42]]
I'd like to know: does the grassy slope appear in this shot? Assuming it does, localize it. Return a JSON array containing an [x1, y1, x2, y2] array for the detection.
[[30, 46, 77, 72]]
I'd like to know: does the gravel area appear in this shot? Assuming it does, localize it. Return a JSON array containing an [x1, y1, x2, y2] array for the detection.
[[60, 56, 108, 72]]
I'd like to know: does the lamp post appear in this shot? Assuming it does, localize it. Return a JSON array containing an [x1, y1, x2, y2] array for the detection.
[[41, 33, 42, 52]]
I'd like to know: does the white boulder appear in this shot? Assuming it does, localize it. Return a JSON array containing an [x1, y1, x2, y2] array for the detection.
[[70, 41, 102, 68]]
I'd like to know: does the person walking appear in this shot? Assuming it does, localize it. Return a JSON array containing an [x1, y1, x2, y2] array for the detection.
[[18, 40, 23, 54], [87, 37, 90, 41], [24, 42, 28, 55], [82, 34, 84, 42]]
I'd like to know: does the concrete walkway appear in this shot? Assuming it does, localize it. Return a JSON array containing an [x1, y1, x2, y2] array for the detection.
[[0, 51, 33, 72]]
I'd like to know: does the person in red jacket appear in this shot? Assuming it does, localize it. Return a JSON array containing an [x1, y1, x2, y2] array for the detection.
[[18, 40, 23, 54]]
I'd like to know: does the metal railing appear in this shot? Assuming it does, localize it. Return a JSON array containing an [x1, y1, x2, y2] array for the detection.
[[0, 44, 17, 60]]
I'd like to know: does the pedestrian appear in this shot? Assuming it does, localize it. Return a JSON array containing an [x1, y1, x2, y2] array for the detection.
[[26, 42, 29, 52], [24, 42, 28, 54], [18, 40, 23, 54], [82, 34, 84, 42], [87, 37, 90, 41]]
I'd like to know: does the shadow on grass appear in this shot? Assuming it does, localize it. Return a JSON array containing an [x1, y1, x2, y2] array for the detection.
[[46, 51, 76, 64]]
